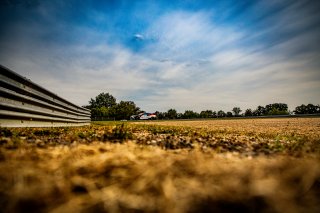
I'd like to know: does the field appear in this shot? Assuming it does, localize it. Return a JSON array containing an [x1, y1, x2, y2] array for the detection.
[[1, 118, 320, 213]]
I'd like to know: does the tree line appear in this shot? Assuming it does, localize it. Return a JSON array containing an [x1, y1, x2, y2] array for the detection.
[[85, 92, 320, 120], [83, 93, 141, 120]]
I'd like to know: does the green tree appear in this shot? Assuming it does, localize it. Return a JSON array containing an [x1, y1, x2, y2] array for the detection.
[[253, 106, 267, 116], [155, 111, 166, 120], [226, 111, 233, 117], [183, 110, 199, 119], [89, 92, 116, 109], [200, 110, 213, 118], [232, 107, 242, 117], [113, 101, 140, 120], [167, 109, 178, 119], [265, 103, 288, 115], [244, 109, 253, 117], [177, 113, 183, 119], [217, 110, 226, 117], [88, 93, 117, 120], [88, 92, 143, 120], [267, 108, 289, 115], [294, 104, 320, 114], [212, 111, 217, 118], [90, 106, 114, 120]]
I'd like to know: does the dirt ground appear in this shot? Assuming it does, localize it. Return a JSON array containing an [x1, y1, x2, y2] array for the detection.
[[1, 118, 320, 213]]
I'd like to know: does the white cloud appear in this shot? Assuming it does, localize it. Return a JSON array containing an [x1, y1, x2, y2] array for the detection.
[[133, 34, 144, 40], [144, 11, 242, 61], [1, 5, 319, 112], [0, 34, 156, 106]]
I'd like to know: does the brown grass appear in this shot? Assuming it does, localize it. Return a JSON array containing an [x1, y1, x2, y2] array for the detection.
[[137, 118, 320, 139], [1, 118, 320, 213]]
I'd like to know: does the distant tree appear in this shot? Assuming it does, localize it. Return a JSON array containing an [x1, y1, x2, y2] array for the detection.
[[253, 106, 267, 116], [113, 101, 140, 120], [294, 104, 320, 114], [200, 111, 206, 118], [232, 107, 242, 117], [177, 113, 183, 119], [212, 111, 217, 118], [183, 110, 199, 119], [244, 109, 253, 117], [265, 103, 288, 114], [91, 107, 105, 118], [155, 111, 166, 119], [226, 111, 233, 117], [200, 110, 213, 118], [89, 92, 116, 109], [268, 108, 288, 115], [294, 104, 306, 114], [156, 111, 167, 119], [167, 109, 178, 119], [155, 111, 160, 119], [217, 110, 226, 118], [100, 106, 111, 117], [265, 103, 288, 115], [306, 104, 320, 114], [90, 106, 115, 120], [87, 92, 143, 120], [88, 92, 117, 120]]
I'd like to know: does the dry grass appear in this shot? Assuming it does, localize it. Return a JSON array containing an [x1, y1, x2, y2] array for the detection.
[[137, 118, 320, 139], [1, 118, 320, 213]]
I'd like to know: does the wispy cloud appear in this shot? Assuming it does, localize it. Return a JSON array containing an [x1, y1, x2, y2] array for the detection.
[[133, 34, 144, 41]]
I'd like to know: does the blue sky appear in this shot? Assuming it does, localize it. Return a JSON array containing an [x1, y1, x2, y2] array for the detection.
[[1, 0, 319, 112]]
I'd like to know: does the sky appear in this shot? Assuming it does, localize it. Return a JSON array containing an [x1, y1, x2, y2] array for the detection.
[[1, 0, 320, 113]]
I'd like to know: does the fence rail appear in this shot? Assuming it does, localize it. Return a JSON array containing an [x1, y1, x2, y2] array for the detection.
[[0, 65, 91, 127]]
